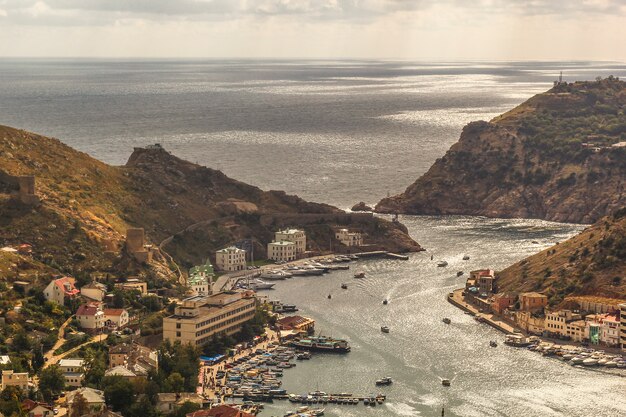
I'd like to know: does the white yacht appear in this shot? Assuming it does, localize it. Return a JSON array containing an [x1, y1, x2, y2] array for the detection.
[[437, 261, 448, 267], [261, 270, 293, 280], [246, 279, 275, 290]]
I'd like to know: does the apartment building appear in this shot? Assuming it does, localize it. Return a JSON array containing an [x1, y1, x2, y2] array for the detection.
[[267, 240, 297, 262], [274, 229, 306, 255], [215, 247, 247, 272]]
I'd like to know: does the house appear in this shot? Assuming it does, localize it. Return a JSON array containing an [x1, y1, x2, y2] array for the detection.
[[59, 358, 85, 387], [156, 393, 205, 414], [1, 370, 29, 390], [187, 405, 255, 417], [44, 276, 79, 305], [274, 229, 306, 255], [492, 292, 517, 314], [586, 312, 621, 347], [267, 241, 296, 262], [335, 228, 363, 247], [215, 247, 246, 272], [520, 292, 548, 313], [114, 279, 148, 295], [76, 304, 105, 331], [80, 281, 107, 302], [108, 343, 158, 376], [103, 308, 129, 329], [565, 320, 587, 342], [276, 315, 315, 333], [22, 400, 54, 417], [104, 366, 139, 380], [515, 311, 545, 335], [67, 387, 105, 416], [469, 270, 496, 295]]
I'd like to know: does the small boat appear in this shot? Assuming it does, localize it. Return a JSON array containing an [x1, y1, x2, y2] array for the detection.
[[442, 318, 451, 324], [442, 379, 451, 387], [296, 352, 311, 360], [437, 261, 448, 267], [341, 283, 348, 289], [456, 271, 464, 277], [462, 255, 470, 260], [375, 377, 392, 386], [532, 240, 539, 244], [583, 358, 598, 366], [327, 294, 332, 299], [382, 299, 388, 305], [381, 326, 390, 333], [489, 340, 498, 348], [354, 272, 366, 278]]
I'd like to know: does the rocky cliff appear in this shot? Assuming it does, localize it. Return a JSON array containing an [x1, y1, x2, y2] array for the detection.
[[376, 77, 626, 224], [0, 125, 421, 280], [496, 209, 626, 305]]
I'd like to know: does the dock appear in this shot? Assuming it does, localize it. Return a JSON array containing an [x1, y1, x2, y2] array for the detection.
[[355, 251, 409, 260]]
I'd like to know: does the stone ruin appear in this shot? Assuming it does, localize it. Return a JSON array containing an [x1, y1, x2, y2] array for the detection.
[[125, 227, 159, 263]]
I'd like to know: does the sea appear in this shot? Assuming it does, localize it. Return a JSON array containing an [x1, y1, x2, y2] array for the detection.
[[1, 59, 625, 416]]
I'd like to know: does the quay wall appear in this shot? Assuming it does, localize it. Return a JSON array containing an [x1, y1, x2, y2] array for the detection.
[[259, 212, 374, 227]]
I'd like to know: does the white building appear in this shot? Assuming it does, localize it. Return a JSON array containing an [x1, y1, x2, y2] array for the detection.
[[76, 304, 105, 331], [267, 241, 297, 262], [274, 229, 306, 255], [44, 276, 79, 305], [1, 370, 29, 391], [59, 359, 85, 388], [335, 228, 363, 247], [104, 308, 130, 329], [80, 281, 107, 302], [215, 246, 246, 272], [619, 303, 626, 352]]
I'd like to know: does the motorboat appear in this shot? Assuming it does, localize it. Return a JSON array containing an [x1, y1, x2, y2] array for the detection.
[[381, 326, 390, 333], [382, 299, 388, 305], [570, 357, 584, 364], [300, 265, 325, 275], [327, 294, 332, 299], [583, 358, 598, 366], [489, 340, 498, 348], [442, 318, 451, 324], [456, 271, 464, 277], [354, 272, 366, 278], [246, 279, 275, 290], [296, 352, 311, 360], [261, 270, 292, 280], [375, 377, 392, 386], [442, 379, 451, 387], [437, 261, 448, 267], [462, 255, 470, 260], [341, 283, 348, 289]]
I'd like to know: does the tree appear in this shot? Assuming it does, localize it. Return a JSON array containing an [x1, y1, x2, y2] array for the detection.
[[83, 347, 107, 388], [102, 376, 136, 413], [38, 365, 65, 402], [12, 331, 31, 351], [170, 401, 200, 417], [166, 373, 184, 394], [69, 392, 89, 417], [112, 290, 126, 309], [0, 386, 26, 417]]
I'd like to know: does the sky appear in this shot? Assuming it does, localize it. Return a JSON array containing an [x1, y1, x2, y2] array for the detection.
[[0, 0, 625, 60]]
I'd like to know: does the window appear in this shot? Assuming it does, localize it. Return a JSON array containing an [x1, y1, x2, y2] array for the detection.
[[176, 332, 181, 337]]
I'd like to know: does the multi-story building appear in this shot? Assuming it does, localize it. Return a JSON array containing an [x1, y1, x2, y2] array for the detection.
[[274, 229, 306, 255], [520, 292, 548, 313], [76, 304, 106, 331], [491, 292, 517, 314], [114, 279, 148, 295], [619, 303, 626, 352], [44, 276, 79, 305], [545, 310, 581, 338], [565, 320, 587, 342], [163, 291, 256, 346], [59, 359, 85, 387], [586, 312, 621, 347], [1, 370, 29, 391], [108, 343, 158, 376], [215, 247, 247, 272], [267, 240, 297, 262], [103, 308, 130, 329], [335, 228, 363, 247], [80, 281, 107, 302]]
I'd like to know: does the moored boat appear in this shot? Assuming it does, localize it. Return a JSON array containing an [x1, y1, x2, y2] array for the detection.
[[442, 318, 451, 324], [354, 272, 366, 278], [290, 336, 351, 353], [375, 377, 392, 386], [437, 261, 448, 267], [381, 326, 390, 333]]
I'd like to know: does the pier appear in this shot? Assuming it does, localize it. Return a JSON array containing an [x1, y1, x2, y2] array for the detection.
[[355, 250, 409, 260]]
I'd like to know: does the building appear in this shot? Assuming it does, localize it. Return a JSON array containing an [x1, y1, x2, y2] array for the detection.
[[586, 312, 621, 347], [163, 291, 256, 346], [156, 393, 205, 414], [44, 276, 79, 305], [215, 247, 247, 272], [335, 228, 363, 247], [274, 229, 306, 255], [22, 400, 54, 417], [491, 292, 517, 314], [103, 308, 129, 329], [104, 366, 139, 380], [267, 241, 296, 262], [619, 303, 626, 352], [114, 279, 148, 295], [1, 370, 29, 391], [469, 270, 496, 295], [276, 315, 315, 333], [545, 310, 581, 338], [67, 387, 105, 416], [520, 292, 548, 313], [108, 343, 158, 376], [565, 320, 587, 342], [515, 311, 545, 335], [59, 359, 85, 387], [189, 260, 215, 296], [186, 405, 255, 417], [76, 304, 105, 331], [80, 281, 107, 302]]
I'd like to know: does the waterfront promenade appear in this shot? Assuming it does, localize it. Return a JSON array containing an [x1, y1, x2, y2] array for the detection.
[[447, 288, 516, 334]]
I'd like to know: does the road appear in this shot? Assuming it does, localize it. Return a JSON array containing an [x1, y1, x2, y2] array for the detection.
[[44, 333, 109, 368], [44, 316, 73, 364]]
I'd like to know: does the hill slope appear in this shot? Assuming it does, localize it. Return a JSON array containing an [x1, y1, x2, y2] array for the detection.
[[376, 77, 626, 223], [0, 125, 420, 279], [497, 209, 626, 306]]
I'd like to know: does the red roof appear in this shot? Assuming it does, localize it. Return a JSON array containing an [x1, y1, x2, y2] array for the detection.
[[54, 276, 80, 296], [103, 309, 126, 316], [77, 304, 101, 316], [187, 406, 254, 417], [22, 399, 52, 412]]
